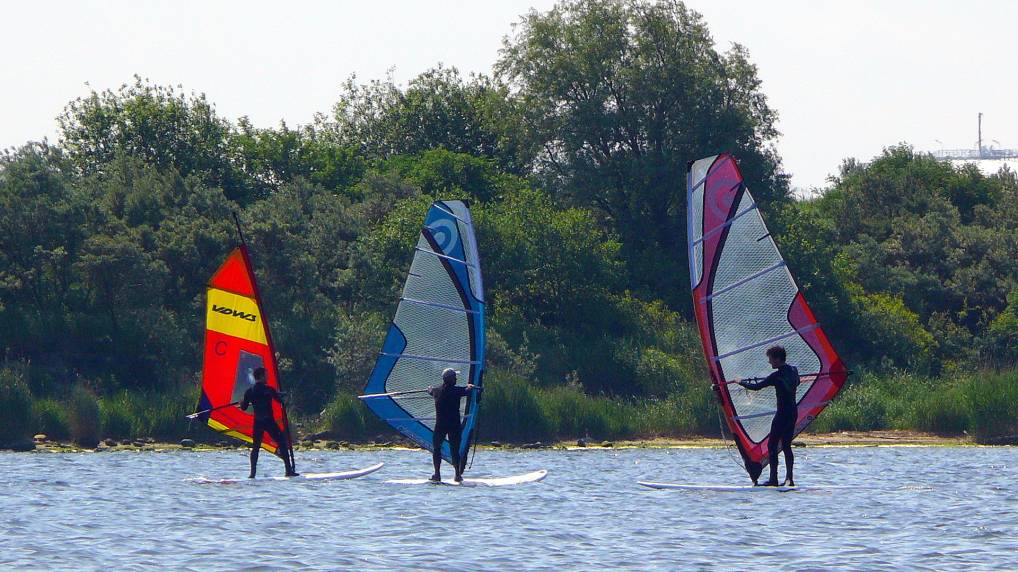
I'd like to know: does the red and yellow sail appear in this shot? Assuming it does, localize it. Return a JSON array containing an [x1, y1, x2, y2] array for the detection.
[[198, 245, 287, 454]]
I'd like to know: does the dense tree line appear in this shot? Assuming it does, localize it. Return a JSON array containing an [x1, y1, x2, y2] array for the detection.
[[1, 0, 1015, 445]]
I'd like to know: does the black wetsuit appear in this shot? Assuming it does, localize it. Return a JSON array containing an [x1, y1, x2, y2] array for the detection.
[[241, 382, 294, 476], [742, 364, 799, 484], [428, 383, 469, 478]]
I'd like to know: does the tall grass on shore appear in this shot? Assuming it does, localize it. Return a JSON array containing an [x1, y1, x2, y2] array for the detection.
[[964, 371, 1018, 442], [320, 373, 720, 444], [811, 369, 1018, 443], [0, 363, 211, 446], [484, 376, 717, 442], [99, 387, 201, 441], [4, 361, 1018, 446]]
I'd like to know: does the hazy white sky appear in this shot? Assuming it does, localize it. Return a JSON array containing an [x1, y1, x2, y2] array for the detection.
[[3, 0, 1016, 191]]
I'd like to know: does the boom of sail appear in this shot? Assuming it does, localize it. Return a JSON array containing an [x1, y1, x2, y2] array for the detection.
[[196, 245, 291, 456], [687, 153, 848, 481], [360, 200, 485, 468]]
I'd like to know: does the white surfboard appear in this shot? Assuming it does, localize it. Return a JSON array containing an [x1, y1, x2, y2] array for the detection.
[[386, 469, 547, 487], [637, 481, 848, 492], [192, 462, 384, 484]]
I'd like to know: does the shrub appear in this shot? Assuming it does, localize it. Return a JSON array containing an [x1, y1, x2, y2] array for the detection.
[[634, 348, 685, 397], [481, 375, 554, 443], [541, 384, 634, 440], [967, 371, 1018, 443], [0, 368, 33, 446], [912, 382, 970, 435], [319, 393, 367, 441], [99, 394, 137, 439], [33, 398, 70, 440], [67, 385, 101, 447], [651, 385, 717, 435]]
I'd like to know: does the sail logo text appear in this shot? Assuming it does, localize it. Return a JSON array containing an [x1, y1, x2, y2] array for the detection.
[[212, 305, 257, 322]]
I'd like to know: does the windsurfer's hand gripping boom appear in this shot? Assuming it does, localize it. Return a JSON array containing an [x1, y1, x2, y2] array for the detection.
[[186, 401, 240, 419]]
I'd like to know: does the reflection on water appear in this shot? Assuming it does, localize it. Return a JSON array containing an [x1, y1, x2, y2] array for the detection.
[[1, 446, 1015, 570]]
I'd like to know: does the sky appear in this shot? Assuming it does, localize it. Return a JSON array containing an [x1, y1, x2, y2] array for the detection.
[[3, 0, 1017, 191]]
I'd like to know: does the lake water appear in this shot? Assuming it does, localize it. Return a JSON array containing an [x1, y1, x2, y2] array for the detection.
[[1, 446, 1015, 570]]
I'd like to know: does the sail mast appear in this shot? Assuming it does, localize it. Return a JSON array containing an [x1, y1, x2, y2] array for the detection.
[[231, 212, 296, 472]]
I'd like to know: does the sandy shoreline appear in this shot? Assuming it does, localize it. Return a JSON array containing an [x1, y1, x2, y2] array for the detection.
[[13, 430, 992, 453]]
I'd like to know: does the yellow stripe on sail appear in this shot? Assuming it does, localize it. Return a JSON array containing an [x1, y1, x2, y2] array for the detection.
[[206, 288, 268, 345], [208, 418, 277, 453]]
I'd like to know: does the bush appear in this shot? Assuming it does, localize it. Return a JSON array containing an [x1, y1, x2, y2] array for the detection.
[[642, 386, 717, 435], [0, 368, 33, 446], [634, 348, 685, 397], [33, 398, 70, 440], [142, 395, 195, 441], [541, 385, 633, 440], [810, 378, 888, 432], [481, 375, 554, 443], [67, 385, 101, 447], [319, 393, 367, 441], [967, 371, 1018, 443], [99, 393, 137, 439], [912, 383, 970, 435]]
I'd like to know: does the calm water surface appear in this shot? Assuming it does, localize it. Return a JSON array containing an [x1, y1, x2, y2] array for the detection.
[[1, 446, 1015, 570]]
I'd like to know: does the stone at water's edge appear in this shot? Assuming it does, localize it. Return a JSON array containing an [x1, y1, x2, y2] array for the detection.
[[577, 438, 588, 447], [33, 434, 47, 443], [104, 439, 116, 446], [180, 439, 195, 448]]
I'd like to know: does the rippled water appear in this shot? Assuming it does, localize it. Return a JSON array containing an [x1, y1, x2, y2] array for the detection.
[[1, 446, 1015, 570]]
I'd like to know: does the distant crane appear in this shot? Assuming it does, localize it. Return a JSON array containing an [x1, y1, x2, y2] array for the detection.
[[931, 113, 1018, 160]]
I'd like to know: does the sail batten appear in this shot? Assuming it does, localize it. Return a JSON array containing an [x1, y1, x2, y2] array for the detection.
[[703, 261, 787, 302], [687, 153, 848, 480], [400, 297, 480, 314], [414, 247, 477, 267], [361, 200, 485, 469]]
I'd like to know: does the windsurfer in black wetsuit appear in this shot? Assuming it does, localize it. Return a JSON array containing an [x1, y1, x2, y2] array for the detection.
[[739, 346, 799, 487], [241, 367, 297, 478], [427, 368, 474, 483]]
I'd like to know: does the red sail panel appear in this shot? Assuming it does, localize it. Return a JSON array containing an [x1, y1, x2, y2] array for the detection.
[[687, 153, 848, 480], [199, 245, 286, 454]]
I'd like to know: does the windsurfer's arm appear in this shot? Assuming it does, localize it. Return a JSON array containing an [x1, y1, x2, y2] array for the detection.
[[240, 389, 251, 411], [740, 371, 779, 391], [269, 387, 285, 403]]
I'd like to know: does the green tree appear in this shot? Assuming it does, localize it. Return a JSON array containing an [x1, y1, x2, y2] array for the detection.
[[325, 67, 532, 174], [57, 77, 252, 202], [231, 119, 366, 197], [986, 291, 1018, 367], [0, 144, 85, 356], [496, 0, 786, 304], [477, 187, 624, 328]]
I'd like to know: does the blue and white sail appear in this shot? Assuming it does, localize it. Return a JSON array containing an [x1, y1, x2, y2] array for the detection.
[[360, 200, 485, 468]]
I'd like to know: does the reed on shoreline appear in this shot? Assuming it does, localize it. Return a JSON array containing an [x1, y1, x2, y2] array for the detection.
[[4, 366, 1017, 447]]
